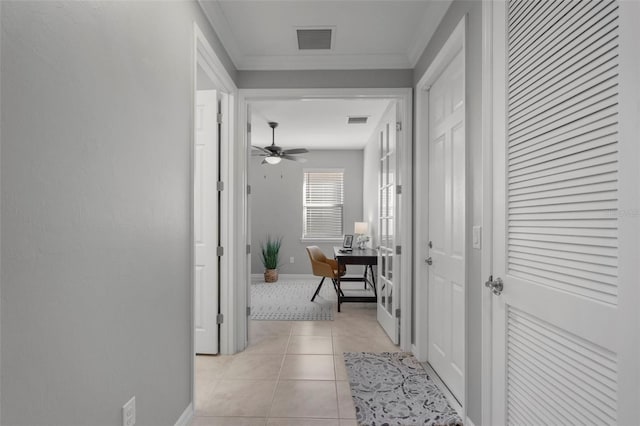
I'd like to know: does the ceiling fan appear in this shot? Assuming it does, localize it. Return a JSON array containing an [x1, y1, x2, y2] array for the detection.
[[252, 122, 308, 165]]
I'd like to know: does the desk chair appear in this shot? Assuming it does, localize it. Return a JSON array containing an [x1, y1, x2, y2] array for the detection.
[[306, 246, 346, 302]]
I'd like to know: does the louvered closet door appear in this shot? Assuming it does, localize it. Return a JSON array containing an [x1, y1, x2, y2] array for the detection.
[[490, 1, 632, 424]]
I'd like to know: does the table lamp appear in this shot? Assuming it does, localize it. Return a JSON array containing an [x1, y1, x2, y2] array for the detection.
[[354, 222, 370, 249]]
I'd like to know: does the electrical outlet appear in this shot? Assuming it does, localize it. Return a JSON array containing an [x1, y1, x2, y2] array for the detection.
[[289, 256, 294, 263], [123, 396, 136, 426]]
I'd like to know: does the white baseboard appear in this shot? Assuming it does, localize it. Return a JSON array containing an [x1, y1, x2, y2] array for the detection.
[[251, 273, 315, 282], [465, 416, 476, 426], [175, 402, 193, 426]]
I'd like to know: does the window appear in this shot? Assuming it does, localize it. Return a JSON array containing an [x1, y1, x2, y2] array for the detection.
[[303, 170, 344, 238]]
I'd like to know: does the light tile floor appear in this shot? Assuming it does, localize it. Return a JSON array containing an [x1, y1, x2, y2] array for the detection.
[[194, 302, 400, 426]]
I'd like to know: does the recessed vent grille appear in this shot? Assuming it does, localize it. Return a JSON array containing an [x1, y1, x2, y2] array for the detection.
[[348, 116, 369, 124], [297, 29, 332, 50]]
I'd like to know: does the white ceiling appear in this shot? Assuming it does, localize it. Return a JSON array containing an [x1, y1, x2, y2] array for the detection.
[[199, 0, 452, 70], [250, 99, 392, 150]]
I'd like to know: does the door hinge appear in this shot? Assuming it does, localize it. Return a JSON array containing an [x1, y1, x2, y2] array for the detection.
[[247, 185, 252, 195], [395, 308, 401, 318], [217, 181, 224, 191], [396, 185, 402, 195], [247, 122, 252, 132], [395, 245, 402, 255], [216, 313, 224, 324], [396, 122, 402, 131], [217, 246, 224, 256], [246, 244, 251, 254], [217, 113, 222, 124], [246, 306, 251, 317]]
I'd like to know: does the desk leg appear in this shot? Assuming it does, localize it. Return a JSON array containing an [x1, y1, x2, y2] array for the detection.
[[337, 275, 341, 312], [369, 265, 377, 297]]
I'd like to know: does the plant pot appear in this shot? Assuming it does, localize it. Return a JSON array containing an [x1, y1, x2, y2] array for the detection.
[[264, 269, 278, 283]]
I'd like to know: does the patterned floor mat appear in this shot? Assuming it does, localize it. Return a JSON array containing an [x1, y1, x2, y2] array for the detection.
[[344, 352, 463, 426]]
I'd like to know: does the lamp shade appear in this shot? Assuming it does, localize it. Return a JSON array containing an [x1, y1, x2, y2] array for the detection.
[[264, 156, 282, 165], [354, 222, 368, 234]]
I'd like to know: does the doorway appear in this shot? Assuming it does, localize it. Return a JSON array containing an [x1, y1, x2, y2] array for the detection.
[[238, 88, 413, 351], [413, 16, 466, 414]]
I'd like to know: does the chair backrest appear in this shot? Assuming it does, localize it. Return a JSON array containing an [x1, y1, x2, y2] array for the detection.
[[306, 246, 333, 278]]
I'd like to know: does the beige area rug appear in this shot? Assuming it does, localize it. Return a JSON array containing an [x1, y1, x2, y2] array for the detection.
[[250, 280, 336, 321]]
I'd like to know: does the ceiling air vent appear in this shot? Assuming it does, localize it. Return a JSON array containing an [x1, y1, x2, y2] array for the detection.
[[348, 116, 369, 124], [297, 28, 332, 50]]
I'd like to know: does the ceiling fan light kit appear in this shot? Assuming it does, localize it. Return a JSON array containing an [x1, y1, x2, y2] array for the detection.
[[252, 121, 309, 165], [264, 156, 282, 165]]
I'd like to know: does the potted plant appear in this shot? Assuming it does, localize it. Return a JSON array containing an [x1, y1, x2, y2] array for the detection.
[[260, 235, 282, 283]]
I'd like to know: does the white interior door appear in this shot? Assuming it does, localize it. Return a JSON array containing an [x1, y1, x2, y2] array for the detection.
[[195, 89, 219, 355], [377, 103, 399, 344], [490, 1, 639, 424], [426, 50, 465, 402]]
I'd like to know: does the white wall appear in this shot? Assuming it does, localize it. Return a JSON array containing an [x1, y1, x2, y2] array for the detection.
[[0, 1, 234, 424], [238, 69, 413, 89], [250, 150, 364, 275]]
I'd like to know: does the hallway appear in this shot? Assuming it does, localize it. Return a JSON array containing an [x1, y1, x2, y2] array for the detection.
[[194, 304, 399, 425]]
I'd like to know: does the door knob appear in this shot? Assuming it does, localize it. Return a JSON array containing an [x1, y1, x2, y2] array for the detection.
[[485, 275, 503, 295], [425, 257, 433, 265]]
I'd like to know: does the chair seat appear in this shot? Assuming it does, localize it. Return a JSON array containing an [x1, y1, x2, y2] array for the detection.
[[306, 245, 347, 302]]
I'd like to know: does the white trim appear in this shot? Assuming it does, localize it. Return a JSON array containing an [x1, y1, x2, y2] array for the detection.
[[239, 88, 413, 352], [412, 12, 466, 413], [193, 23, 238, 357], [480, 2, 494, 426], [190, 19, 238, 423], [174, 403, 193, 426], [489, 3, 507, 423], [465, 416, 477, 426], [616, 2, 640, 422]]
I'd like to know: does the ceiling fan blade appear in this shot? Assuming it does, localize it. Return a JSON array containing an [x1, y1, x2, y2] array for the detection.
[[281, 148, 309, 155], [252, 146, 271, 154], [282, 154, 307, 163]]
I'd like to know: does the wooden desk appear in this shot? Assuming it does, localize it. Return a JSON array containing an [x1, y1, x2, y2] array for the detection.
[[333, 247, 377, 312]]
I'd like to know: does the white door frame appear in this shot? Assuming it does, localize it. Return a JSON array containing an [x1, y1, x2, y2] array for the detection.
[[190, 20, 238, 408], [413, 14, 466, 415], [480, 2, 495, 425], [237, 88, 413, 352]]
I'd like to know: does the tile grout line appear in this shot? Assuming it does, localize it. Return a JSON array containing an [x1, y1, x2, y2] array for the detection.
[[266, 324, 293, 420]]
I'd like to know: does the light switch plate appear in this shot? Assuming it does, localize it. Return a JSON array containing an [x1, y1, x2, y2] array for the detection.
[[472, 226, 482, 249]]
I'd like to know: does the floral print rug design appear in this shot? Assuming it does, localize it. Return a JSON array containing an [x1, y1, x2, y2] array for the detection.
[[344, 352, 463, 426]]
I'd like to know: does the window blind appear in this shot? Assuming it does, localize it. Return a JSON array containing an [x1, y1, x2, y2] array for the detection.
[[303, 171, 344, 238]]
